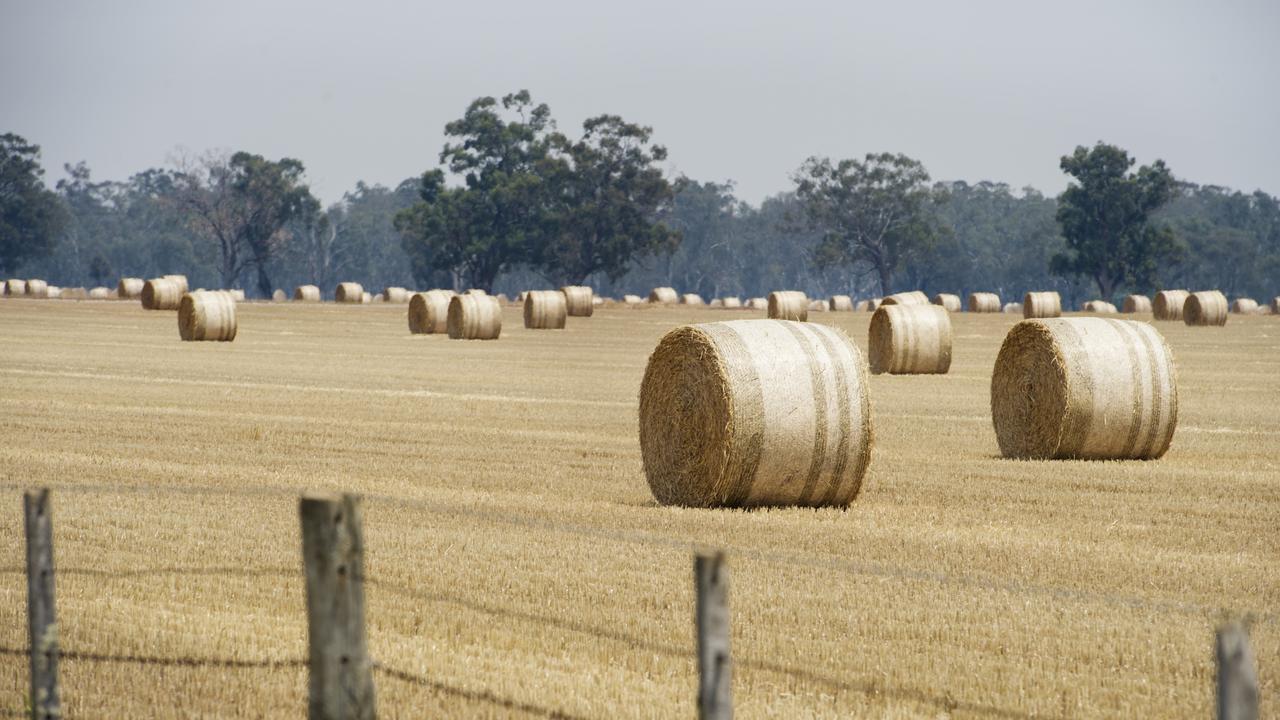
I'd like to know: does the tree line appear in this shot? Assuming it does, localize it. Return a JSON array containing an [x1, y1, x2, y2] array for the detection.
[[2, 92, 1277, 306]]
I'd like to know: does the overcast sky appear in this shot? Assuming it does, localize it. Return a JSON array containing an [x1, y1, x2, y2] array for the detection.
[[2, 0, 1277, 205]]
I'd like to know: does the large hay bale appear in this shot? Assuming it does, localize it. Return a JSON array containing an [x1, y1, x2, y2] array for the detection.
[[881, 290, 929, 306], [1184, 291, 1228, 326], [382, 287, 409, 303], [88, 287, 110, 299], [829, 295, 853, 311], [25, 279, 48, 298], [623, 294, 643, 304], [1153, 290, 1189, 321], [561, 286, 594, 317], [448, 293, 502, 340], [767, 291, 808, 321], [1230, 298, 1258, 314], [117, 278, 144, 299], [141, 278, 182, 310], [523, 290, 567, 329], [162, 274, 189, 295], [681, 293, 705, 306], [294, 285, 321, 302], [868, 304, 952, 375], [1122, 294, 1152, 313], [932, 293, 961, 312], [272, 289, 287, 302], [968, 292, 1000, 313], [408, 290, 454, 334], [721, 297, 742, 309], [334, 282, 363, 303], [991, 318, 1178, 460], [648, 287, 678, 304], [178, 291, 238, 342], [4, 279, 27, 296], [638, 319, 873, 507], [1023, 291, 1061, 319]]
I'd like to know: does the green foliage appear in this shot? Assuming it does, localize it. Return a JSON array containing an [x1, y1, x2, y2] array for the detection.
[[1159, 184, 1280, 298], [0, 133, 66, 275]]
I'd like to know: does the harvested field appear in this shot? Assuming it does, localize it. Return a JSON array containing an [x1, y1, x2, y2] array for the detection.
[[0, 300, 1277, 718]]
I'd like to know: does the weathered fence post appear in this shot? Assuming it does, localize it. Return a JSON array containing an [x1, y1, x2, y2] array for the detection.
[[695, 551, 731, 720], [24, 488, 61, 720], [1216, 621, 1258, 720], [300, 493, 375, 720]]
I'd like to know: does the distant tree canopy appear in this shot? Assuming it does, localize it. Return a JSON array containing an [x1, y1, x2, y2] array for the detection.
[[0, 133, 65, 275]]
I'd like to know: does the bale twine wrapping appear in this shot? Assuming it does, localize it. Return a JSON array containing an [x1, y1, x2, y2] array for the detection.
[[991, 318, 1178, 460], [1153, 290, 1189, 321], [932, 293, 962, 312], [1023, 291, 1062, 319], [869, 304, 952, 375], [4, 279, 27, 296], [178, 291, 238, 342], [408, 290, 454, 334], [829, 295, 853, 311], [623, 294, 643, 304], [141, 278, 182, 310], [294, 285, 321, 302], [88, 287, 110, 299], [638, 319, 873, 508], [1122, 295, 1152, 313], [383, 287, 409, 303], [649, 287, 678, 304], [1231, 298, 1258, 314], [561, 286, 594, 317], [272, 289, 286, 302], [117, 278, 144, 299], [1184, 291, 1228, 326], [881, 290, 929, 306], [523, 290, 567, 329], [721, 297, 742, 309], [767, 291, 808, 321], [162, 275, 189, 295], [25, 279, 48, 298], [335, 282, 363, 303], [681, 293, 705, 306], [968, 292, 1000, 313], [447, 294, 502, 340]]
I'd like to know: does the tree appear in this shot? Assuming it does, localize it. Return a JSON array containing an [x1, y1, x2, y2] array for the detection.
[[1050, 143, 1179, 298], [0, 133, 65, 275], [793, 153, 941, 296]]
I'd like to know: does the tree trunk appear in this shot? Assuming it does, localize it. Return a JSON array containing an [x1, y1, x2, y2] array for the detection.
[[876, 260, 893, 297], [256, 265, 273, 299]]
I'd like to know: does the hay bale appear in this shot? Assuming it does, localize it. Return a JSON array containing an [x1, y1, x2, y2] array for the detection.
[[178, 291, 238, 342], [117, 278, 144, 299], [496, 293, 511, 304], [272, 289, 286, 302], [932, 293, 961, 312], [447, 293, 502, 340], [681, 293, 705, 306], [382, 287, 409, 303], [767, 291, 808, 321], [623, 294, 643, 304], [228, 289, 246, 302], [721, 297, 742, 309], [25, 279, 48, 298], [1002, 302, 1022, 314], [373, 293, 384, 303], [881, 290, 929, 306], [1023, 291, 1061, 319], [294, 285, 321, 302], [648, 287, 678, 304], [465, 288, 487, 296], [1122, 294, 1152, 313], [561, 286, 594, 317], [1184, 291, 1228, 326], [162, 274, 189, 295], [991, 318, 1178, 460], [866, 298, 882, 311], [335, 282, 363, 303], [1153, 290, 1189, 321], [638, 319, 873, 507], [829, 295, 854, 311], [809, 300, 828, 312], [1230, 298, 1258, 314], [1083, 300, 1118, 314], [88, 287, 110, 299], [869, 304, 952, 375], [746, 297, 767, 310], [709, 298, 723, 308], [523, 290, 567, 329], [46, 286, 61, 299], [141, 278, 182, 310], [61, 287, 87, 300], [854, 300, 869, 312], [408, 290, 454, 334], [591, 295, 604, 306], [968, 292, 1000, 313], [4, 279, 27, 296], [360, 291, 372, 304], [1272, 297, 1280, 315]]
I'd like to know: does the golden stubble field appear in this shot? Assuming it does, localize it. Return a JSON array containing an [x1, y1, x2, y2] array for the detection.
[[0, 298, 1276, 718]]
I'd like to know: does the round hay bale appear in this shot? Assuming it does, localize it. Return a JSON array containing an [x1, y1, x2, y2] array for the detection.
[[561, 286, 594, 317], [809, 300, 828, 312], [881, 290, 929, 306], [721, 297, 742, 309], [1230, 298, 1258, 314], [4, 279, 28, 296], [46, 286, 61, 299], [680, 293, 705, 306], [854, 300, 869, 312], [162, 274, 189, 295], [228, 289, 246, 302], [1122, 294, 1152, 313], [932, 293, 961, 312], [648, 287, 678, 304], [373, 293, 384, 303], [746, 297, 767, 310], [61, 287, 87, 300], [829, 295, 854, 311], [117, 278, 144, 299], [1153, 290, 1189, 321], [382, 287, 409, 303], [272, 289, 286, 302], [591, 295, 604, 306], [638, 319, 873, 508], [523, 290, 567, 329], [968, 292, 1000, 313], [1023, 291, 1061, 319], [408, 289, 454, 334], [360, 291, 372, 304], [294, 285, 321, 302], [1003, 303, 1022, 314], [141, 278, 181, 310], [178, 291, 238, 342], [869, 304, 952, 375], [1184, 291, 1228, 326], [496, 293, 511, 305], [991, 318, 1178, 460], [1083, 300, 1118, 314], [88, 287, 110, 300], [767, 291, 808, 321], [623, 294, 643, 305], [25, 279, 48, 298], [1271, 297, 1280, 315], [709, 298, 723, 308], [334, 282, 363, 303], [465, 288, 487, 296], [447, 293, 502, 340]]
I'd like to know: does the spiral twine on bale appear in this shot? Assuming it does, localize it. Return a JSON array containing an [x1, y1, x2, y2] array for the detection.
[[523, 290, 567, 329], [869, 304, 952, 375], [293, 285, 321, 302], [1022, 292, 1061, 319], [1153, 290, 1189, 321], [1184, 291, 1228, 326], [829, 295, 854, 312], [141, 279, 182, 310], [639, 319, 873, 508], [178, 291, 238, 342], [932, 293, 961, 313], [335, 282, 363, 303], [408, 290, 454, 334], [447, 294, 502, 340], [561, 286, 594, 317], [1122, 295, 1152, 313], [767, 291, 808, 321], [881, 291, 929, 306], [990, 318, 1178, 460], [968, 293, 1000, 313]]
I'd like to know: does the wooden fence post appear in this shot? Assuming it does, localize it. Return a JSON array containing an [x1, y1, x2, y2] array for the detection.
[[300, 493, 375, 720], [24, 488, 61, 720], [1216, 621, 1258, 720], [695, 551, 731, 720]]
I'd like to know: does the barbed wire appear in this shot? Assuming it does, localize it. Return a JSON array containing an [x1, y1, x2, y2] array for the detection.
[[371, 662, 587, 720], [0, 644, 304, 670]]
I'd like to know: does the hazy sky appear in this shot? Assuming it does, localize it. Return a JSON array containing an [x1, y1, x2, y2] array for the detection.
[[2, 0, 1277, 205]]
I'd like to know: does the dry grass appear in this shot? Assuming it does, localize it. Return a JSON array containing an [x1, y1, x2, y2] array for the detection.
[[0, 299, 1277, 718]]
